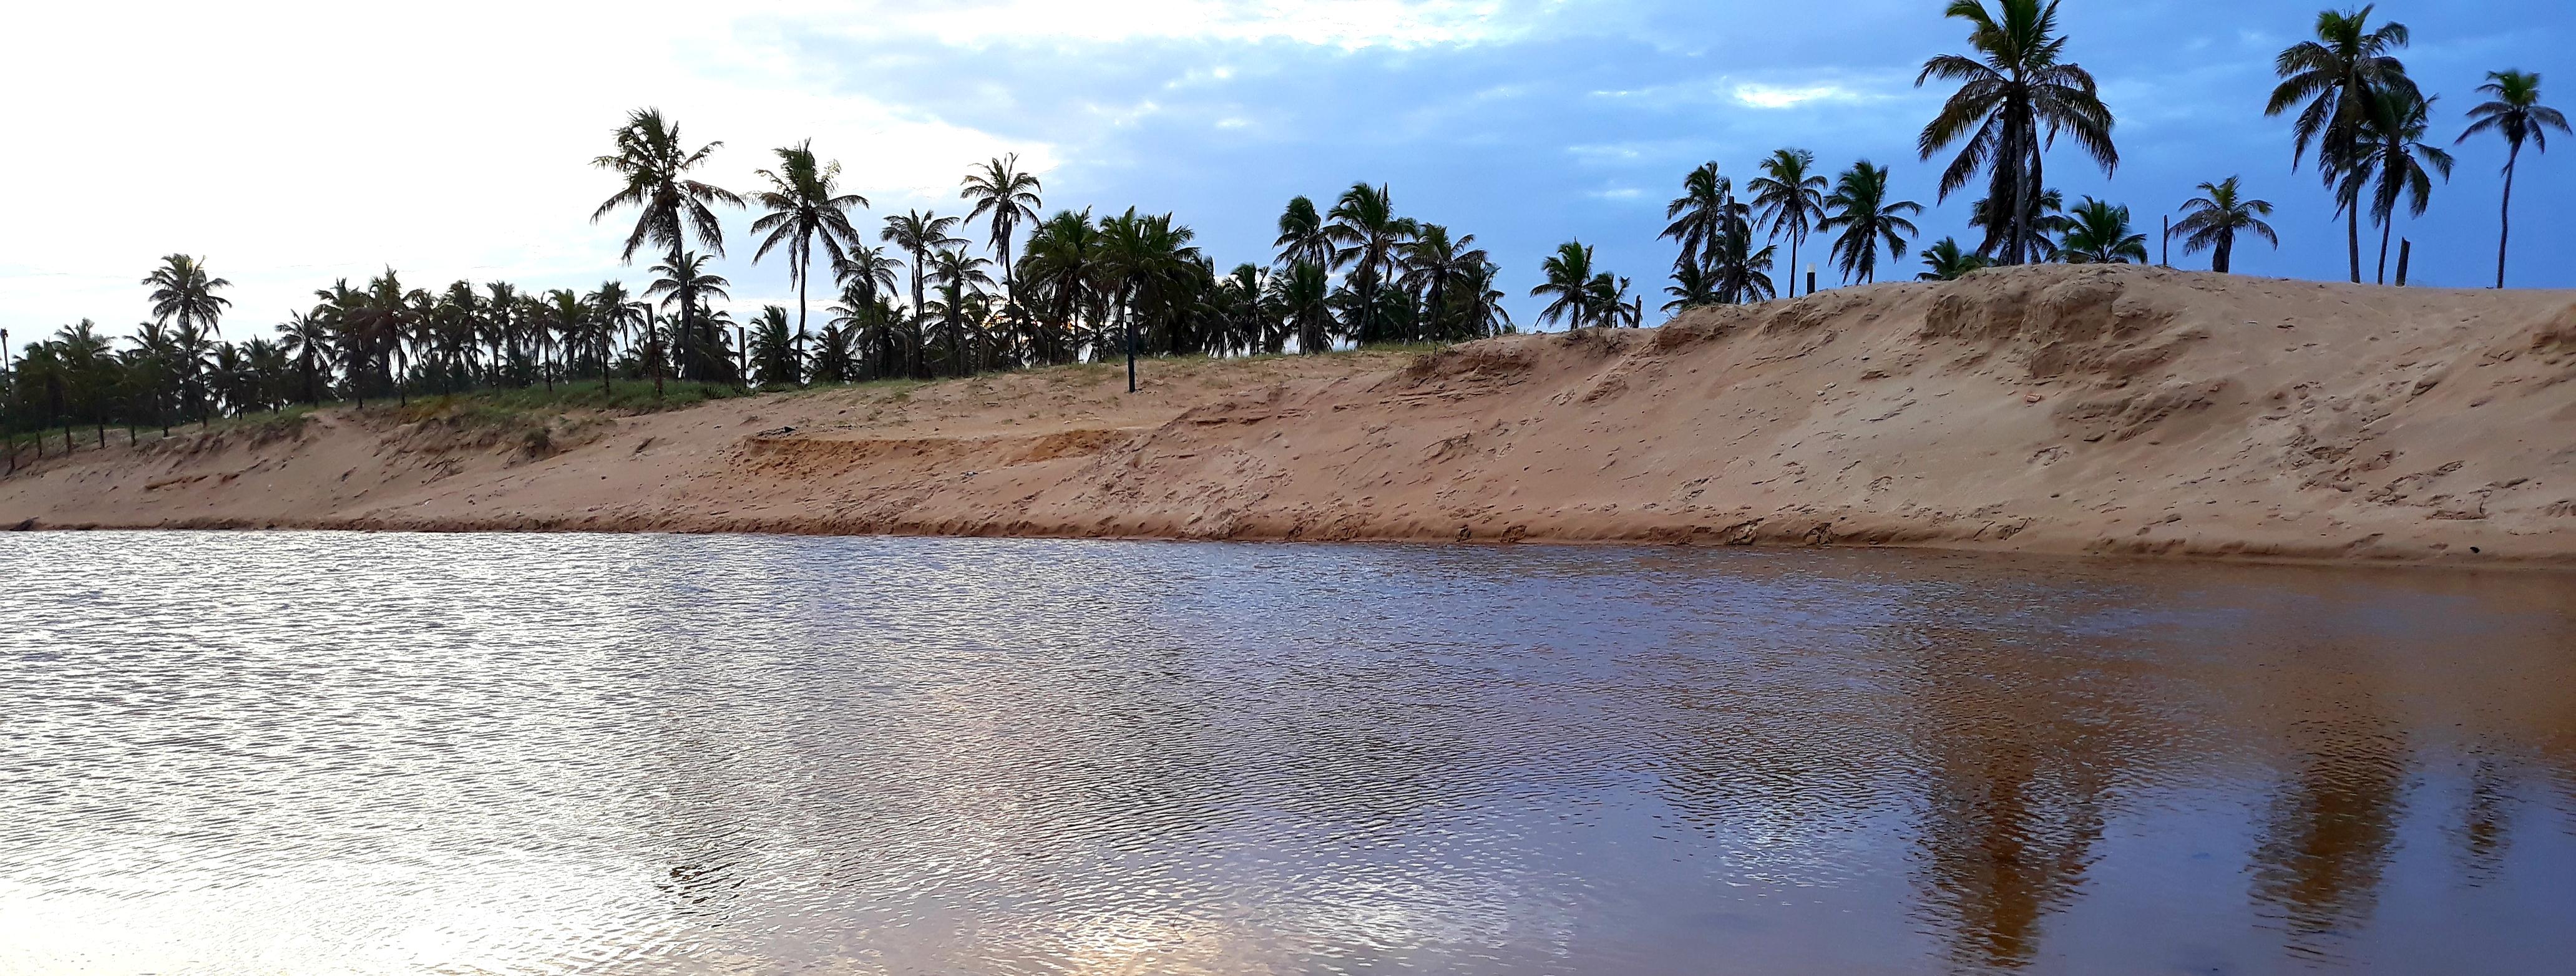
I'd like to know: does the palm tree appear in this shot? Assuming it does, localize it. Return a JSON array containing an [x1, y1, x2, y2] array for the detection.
[[142, 255, 233, 337], [1597, 275, 1642, 328], [2458, 70, 2569, 288], [1918, 238, 1989, 281], [1269, 261, 1336, 354], [1707, 225, 1779, 304], [2267, 6, 2414, 283], [1531, 242, 1599, 329], [2057, 197, 2150, 264], [2339, 87, 2453, 284], [2172, 177, 2279, 273], [540, 290, 590, 393], [591, 108, 742, 381], [1969, 187, 2071, 261], [1272, 196, 1332, 270], [587, 281, 641, 395], [51, 321, 114, 446], [882, 210, 965, 376], [1661, 162, 1734, 273], [1917, 0, 2119, 266], [1749, 149, 1828, 295], [1399, 224, 1488, 343], [1325, 183, 1419, 346], [276, 310, 334, 406], [751, 139, 868, 377], [646, 252, 731, 382], [926, 248, 997, 374], [960, 154, 1044, 306], [1664, 263, 1719, 313], [1819, 160, 1924, 284]]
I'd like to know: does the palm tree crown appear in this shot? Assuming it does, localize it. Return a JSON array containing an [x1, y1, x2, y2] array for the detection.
[[1530, 242, 1599, 329], [142, 255, 233, 336], [1749, 149, 1828, 295], [1917, 0, 2118, 266], [960, 154, 1045, 306], [1818, 161, 1923, 285], [2172, 176, 2278, 273], [2057, 197, 2150, 265]]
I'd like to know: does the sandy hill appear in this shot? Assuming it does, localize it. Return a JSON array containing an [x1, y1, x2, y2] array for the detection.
[[8, 264, 2576, 565]]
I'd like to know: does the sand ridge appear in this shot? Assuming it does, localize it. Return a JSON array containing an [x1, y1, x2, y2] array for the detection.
[[8, 264, 2576, 565]]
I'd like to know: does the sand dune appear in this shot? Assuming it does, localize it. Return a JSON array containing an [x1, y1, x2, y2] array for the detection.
[[9, 264, 2576, 565]]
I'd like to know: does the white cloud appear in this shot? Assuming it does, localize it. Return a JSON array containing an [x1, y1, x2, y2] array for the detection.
[[1732, 83, 1863, 109]]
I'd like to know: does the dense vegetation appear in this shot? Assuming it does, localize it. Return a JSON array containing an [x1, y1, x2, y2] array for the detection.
[[1, 0, 2560, 464]]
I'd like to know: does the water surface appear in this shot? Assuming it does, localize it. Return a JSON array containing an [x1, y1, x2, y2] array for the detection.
[[4, 533, 2574, 974]]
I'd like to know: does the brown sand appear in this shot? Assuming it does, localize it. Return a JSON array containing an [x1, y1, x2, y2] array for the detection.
[[7, 264, 2576, 564]]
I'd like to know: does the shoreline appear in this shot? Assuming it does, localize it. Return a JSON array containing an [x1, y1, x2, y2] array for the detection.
[[9, 266, 2576, 572]]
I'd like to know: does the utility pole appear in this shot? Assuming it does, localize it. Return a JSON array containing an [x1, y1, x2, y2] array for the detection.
[[2395, 239, 2413, 288], [737, 325, 749, 389], [1125, 311, 1138, 394], [2161, 216, 2171, 268], [1806, 264, 1817, 297]]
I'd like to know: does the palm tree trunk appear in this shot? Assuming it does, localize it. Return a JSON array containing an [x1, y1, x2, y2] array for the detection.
[[2214, 235, 2232, 275], [2496, 147, 2519, 289], [795, 261, 809, 386], [2346, 201, 2363, 283], [2376, 214, 2393, 285]]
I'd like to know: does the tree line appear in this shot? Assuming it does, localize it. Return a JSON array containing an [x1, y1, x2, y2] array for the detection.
[[4, 1, 2563, 462]]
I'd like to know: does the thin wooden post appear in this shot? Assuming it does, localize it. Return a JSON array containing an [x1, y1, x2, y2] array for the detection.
[[2396, 239, 2413, 288]]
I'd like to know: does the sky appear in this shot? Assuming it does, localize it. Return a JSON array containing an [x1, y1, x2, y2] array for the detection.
[[1, 0, 2570, 344]]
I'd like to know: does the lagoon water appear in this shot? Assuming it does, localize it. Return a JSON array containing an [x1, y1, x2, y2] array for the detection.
[[3, 532, 2574, 974]]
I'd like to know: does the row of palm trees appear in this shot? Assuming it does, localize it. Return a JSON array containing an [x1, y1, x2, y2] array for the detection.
[[590, 109, 1516, 389], [1635, 0, 2564, 311]]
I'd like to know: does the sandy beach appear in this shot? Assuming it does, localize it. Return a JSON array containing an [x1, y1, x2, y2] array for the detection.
[[7, 264, 2575, 565]]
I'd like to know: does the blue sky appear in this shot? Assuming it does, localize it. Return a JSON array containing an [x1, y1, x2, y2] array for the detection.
[[2, 0, 2569, 339]]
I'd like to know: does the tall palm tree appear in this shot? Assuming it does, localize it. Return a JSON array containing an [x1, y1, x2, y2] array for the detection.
[[2267, 6, 2414, 283], [1749, 149, 1828, 295], [882, 210, 965, 376], [1819, 160, 1924, 284], [751, 139, 868, 375], [142, 255, 233, 337], [1324, 183, 1419, 346], [2172, 177, 2279, 273], [2339, 87, 2453, 284], [1661, 162, 1734, 273], [960, 154, 1044, 306], [592, 108, 742, 381], [1917, 0, 2119, 266], [1272, 196, 1332, 269], [2057, 197, 2150, 264], [2458, 70, 2569, 288], [1530, 242, 1599, 329]]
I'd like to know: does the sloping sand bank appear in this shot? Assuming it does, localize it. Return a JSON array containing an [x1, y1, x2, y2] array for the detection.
[[9, 265, 2576, 564]]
